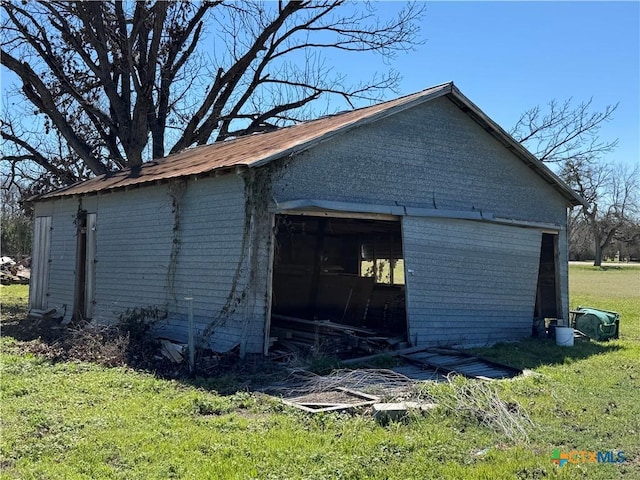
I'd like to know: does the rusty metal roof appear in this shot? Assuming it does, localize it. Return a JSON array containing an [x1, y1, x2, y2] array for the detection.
[[36, 82, 584, 206]]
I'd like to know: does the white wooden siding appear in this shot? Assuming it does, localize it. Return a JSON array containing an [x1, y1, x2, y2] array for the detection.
[[29, 216, 52, 310], [402, 217, 542, 347], [92, 187, 173, 323], [160, 175, 258, 353], [84, 213, 97, 318], [89, 175, 261, 353], [45, 199, 78, 316]]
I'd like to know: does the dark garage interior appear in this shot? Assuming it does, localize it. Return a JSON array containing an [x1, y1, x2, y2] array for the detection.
[[269, 214, 407, 355]]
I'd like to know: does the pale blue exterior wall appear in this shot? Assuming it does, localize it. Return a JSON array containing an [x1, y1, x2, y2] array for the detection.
[[32, 95, 573, 353], [271, 96, 570, 347], [32, 174, 267, 354]]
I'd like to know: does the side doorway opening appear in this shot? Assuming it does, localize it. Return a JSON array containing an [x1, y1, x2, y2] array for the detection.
[[268, 213, 407, 357], [73, 211, 97, 320], [534, 232, 560, 319]]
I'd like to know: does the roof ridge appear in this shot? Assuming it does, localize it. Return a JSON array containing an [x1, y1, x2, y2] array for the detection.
[[148, 82, 454, 162], [307, 81, 455, 121]]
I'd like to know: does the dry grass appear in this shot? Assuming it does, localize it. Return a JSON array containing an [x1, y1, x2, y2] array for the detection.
[[430, 374, 534, 444], [267, 368, 419, 401], [569, 262, 640, 341], [569, 262, 640, 299]]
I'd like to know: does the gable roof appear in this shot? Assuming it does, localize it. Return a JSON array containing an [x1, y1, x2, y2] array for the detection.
[[35, 82, 584, 206]]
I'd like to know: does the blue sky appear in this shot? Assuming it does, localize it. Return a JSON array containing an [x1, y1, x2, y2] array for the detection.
[[353, 1, 639, 167], [337, 2, 640, 169], [1, 1, 637, 169]]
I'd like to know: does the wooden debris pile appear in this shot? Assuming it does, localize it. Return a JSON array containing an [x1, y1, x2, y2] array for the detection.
[[264, 368, 438, 415], [1, 256, 30, 285], [282, 387, 379, 413], [269, 313, 407, 358], [158, 339, 187, 364]]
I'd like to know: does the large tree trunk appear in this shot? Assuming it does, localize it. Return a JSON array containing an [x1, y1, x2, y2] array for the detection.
[[593, 241, 603, 267], [594, 223, 621, 266]]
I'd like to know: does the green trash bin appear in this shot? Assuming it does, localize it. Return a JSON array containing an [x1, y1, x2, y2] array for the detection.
[[571, 307, 620, 341]]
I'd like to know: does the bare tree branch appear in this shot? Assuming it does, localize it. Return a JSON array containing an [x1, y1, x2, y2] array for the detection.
[[511, 98, 619, 163], [562, 159, 639, 265], [1, 49, 108, 175], [1, 0, 424, 191]]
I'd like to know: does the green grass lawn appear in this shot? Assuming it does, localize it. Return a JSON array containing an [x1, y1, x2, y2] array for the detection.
[[1, 265, 639, 479]]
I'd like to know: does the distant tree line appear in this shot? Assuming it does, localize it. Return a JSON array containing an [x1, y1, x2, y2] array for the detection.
[[1, 185, 32, 258], [569, 210, 640, 262]]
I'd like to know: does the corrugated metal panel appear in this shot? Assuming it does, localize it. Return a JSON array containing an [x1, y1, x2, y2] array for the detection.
[[37, 83, 453, 199], [29, 216, 51, 310], [402, 217, 541, 347], [84, 213, 97, 319], [402, 348, 522, 379], [34, 82, 582, 207]]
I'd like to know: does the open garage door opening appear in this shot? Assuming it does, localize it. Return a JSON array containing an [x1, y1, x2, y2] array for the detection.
[[534, 233, 560, 319], [268, 214, 408, 357]]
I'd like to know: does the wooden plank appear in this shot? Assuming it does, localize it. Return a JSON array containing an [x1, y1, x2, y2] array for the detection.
[[276, 339, 305, 352], [340, 345, 430, 365], [272, 327, 336, 343], [272, 314, 377, 335], [282, 399, 377, 413], [160, 340, 184, 363], [335, 387, 380, 402]]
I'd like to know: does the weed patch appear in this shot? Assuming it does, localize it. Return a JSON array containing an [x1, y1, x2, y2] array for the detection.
[[422, 375, 534, 443]]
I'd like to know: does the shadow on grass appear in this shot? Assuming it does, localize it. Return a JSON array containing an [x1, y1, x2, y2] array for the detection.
[[1, 309, 67, 343], [471, 337, 623, 371]]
